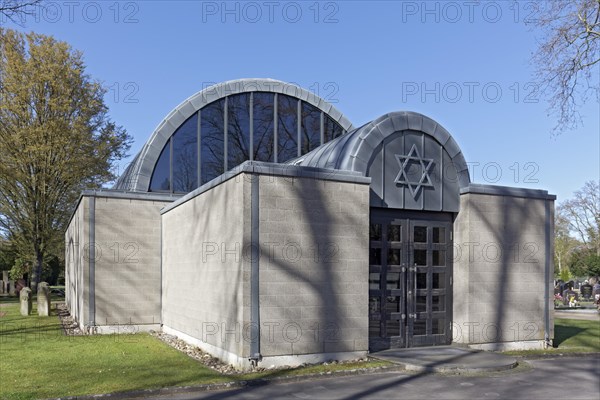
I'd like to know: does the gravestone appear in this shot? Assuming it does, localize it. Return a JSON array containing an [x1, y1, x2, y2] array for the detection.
[[580, 284, 593, 301], [554, 286, 561, 295], [1, 271, 8, 294], [562, 289, 579, 307], [37, 282, 51, 316], [15, 279, 26, 293], [8, 280, 16, 296], [1, 271, 6, 291], [20, 287, 32, 316]]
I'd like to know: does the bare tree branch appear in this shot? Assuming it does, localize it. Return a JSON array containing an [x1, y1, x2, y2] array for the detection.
[[559, 181, 600, 256], [528, 0, 600, 134], [0, 0, 42, 26]]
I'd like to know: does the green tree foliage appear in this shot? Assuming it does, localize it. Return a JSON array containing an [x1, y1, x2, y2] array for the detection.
[[554, 207, 581, 275], [559, 266, 572, 283], [0, 237, 16, 271], [0, 28, 131, 288], [570, 251, 600, 278]]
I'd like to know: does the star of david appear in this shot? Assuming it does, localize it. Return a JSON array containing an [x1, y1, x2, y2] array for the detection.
[[394, 144, 434, 198]]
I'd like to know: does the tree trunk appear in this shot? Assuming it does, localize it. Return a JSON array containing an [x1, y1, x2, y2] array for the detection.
[[32, 248, 43, 291], [558, 254, 562, 273]]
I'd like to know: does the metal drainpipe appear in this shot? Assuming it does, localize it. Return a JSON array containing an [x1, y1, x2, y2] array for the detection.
[[249, 171, 262, 365], [160, 215, 163, 328], [88, 196, 96, 332], [544, 199, 551, 348]]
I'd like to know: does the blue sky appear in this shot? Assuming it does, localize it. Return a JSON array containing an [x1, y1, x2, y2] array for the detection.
[[3, 0, 599, 201]]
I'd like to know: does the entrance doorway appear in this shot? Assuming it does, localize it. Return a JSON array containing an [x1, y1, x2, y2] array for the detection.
[[368, 209, 453, 351]]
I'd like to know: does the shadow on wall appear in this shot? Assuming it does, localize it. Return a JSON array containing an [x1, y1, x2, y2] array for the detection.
[[253, 175, 363, 357], [468, 196, 548, 348], [197, 184, 243, 355]]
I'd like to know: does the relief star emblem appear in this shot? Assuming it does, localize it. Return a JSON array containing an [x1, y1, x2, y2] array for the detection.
[[394, 144, 434, 198]]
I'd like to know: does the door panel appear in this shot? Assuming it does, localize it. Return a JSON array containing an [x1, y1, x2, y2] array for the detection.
[[369, 210, 453, 351]]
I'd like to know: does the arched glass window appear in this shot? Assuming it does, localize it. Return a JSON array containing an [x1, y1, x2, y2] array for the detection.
[[201, 99, 225, 184], [173, 114, 198, 193], [301, 102, 321, 154], [149, 139, 170, 191], [227, 93, 251, 169], [253, 92, 275, 162], [277, 94, 298, 162], [149, 92, 347, 192], [324, 114, 344, 142]]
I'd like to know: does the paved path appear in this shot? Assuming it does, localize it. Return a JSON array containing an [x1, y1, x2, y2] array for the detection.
[[372, 346, 517, 372], [555, 310, 600, 321], [146, 355, 599, 400]]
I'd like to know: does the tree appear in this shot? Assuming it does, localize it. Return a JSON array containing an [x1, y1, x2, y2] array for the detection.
[[569, 250, 600, 277], [556, 180, 600, 278], [529, 0, 600, 134], [0, 237, 16, 271], [0, 29, 131, 289], [554, 206, 581, 275], [559, 181, 600, 255], [0, 0, 42, 25]]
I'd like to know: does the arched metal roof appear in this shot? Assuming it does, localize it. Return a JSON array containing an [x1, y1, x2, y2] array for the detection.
[[114, 78, 355, 191], [289, 111, 471, 211], [289, 111, 470, 186]]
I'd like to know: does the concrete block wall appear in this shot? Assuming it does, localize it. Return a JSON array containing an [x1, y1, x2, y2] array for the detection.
[[65, 197, 88, 328], [65, 192, 175, 332], [93, 197, 170, 328], [453, 186, 555, 349], [257, 175, 370, 359], [161, 174, 249, 363], [160, 162, 371, 369]]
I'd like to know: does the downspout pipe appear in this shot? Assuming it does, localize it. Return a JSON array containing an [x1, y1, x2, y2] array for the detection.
[[544, 199, 552, 348], [88, 196, 96, 333], [249, 172, 262, 365]]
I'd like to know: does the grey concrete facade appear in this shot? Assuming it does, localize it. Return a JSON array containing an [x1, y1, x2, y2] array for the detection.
[[64, 79, 557, 368], [453, 184, 556, 349], [161, 162, 371, 369], [65, 191, 177, 332], [161, 173, 249, 364]]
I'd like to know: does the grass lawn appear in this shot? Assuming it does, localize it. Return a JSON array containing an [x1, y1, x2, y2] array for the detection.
[[0, 299, 389, 400], [4, 296, 596, 400], [502, 317, 600, 356], [553, 318, 600, 351]]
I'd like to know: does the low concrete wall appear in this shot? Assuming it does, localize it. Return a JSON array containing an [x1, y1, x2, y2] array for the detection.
[[453, 184, 555, 349], [65, 191, 177, 331], [161, 162, 371, 369]]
